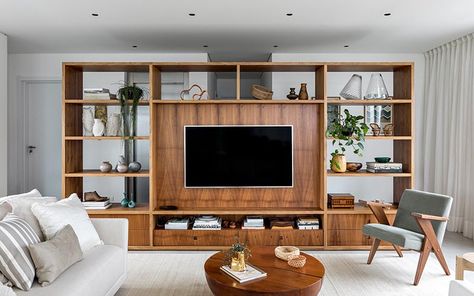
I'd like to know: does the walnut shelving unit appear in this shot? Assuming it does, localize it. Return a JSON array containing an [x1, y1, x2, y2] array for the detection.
[[62, 61, 413, 250]]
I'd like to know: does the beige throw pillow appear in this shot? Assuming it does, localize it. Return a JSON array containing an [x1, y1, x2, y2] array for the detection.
[[28, 225, 83, 287]]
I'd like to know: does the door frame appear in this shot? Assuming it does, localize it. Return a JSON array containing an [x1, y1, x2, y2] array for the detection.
[[16, 77, 61, 193]]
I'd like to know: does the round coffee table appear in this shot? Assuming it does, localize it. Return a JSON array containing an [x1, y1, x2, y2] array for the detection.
[[204, 247, 325, 296]]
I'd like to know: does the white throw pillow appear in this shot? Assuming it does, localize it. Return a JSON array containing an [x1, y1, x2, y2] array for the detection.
[[31, 193, 102, 253], [0, 189, 42, 204]]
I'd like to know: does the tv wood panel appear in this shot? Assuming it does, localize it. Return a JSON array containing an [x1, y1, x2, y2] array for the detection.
[[153, 103, 324, 210]]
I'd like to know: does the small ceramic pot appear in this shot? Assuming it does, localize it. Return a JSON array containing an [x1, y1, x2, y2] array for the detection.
[[99, 161, 112, 173], [230, 251, 246, 272], [116, 163, 128, 173], [346, 162, 363, 172], [120, 194, 129, 208], [127, 200, 136, 208], [92, 119, 105, 137], [375, 157, 391, 163], [298, 83, 309, 100], [128, 161, 142, 172], [331, 154, 347, 173], [287, 88, 298, 100]]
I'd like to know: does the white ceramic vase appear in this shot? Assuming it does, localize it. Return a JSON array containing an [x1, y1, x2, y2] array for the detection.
[[82, 107, 94, 136], [106, 113, 121, 136], [92, 119, 105, 137]]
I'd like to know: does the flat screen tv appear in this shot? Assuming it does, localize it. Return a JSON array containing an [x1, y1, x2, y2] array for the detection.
[[184, 125, 293, 188]]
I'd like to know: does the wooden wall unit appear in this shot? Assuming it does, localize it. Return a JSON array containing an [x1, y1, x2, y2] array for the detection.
[[62, 61, 414, 250]]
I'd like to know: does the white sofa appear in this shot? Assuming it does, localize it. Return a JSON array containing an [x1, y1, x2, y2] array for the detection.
[[15, 218, 128, 296]]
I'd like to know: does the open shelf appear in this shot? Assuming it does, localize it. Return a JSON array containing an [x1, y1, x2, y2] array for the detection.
[[327, 136, 412, 140], [152, 99, 324, 104], [327, 170, 411, 177], [65, 170, 149, 177], [65, 99, 150, 105], [153, 207, 324, 215], [327, 99, 412, 105], [65, 136, 149, 140], [86, 203, 150, 215]]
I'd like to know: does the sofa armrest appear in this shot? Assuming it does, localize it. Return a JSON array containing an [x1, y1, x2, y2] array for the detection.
[[91, 218, 128, 251], [449, 280, 474, 296]]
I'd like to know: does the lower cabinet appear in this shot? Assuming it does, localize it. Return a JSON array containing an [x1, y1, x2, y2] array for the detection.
[[89, 214, 150, 247]]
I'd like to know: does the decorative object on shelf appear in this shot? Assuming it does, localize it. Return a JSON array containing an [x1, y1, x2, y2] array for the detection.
[[128, 161, 142, 172], [326, 109, 369, 173], [374, 157, 391, 163], [83, 191, 108, 202], [224, 237, 251, 272], [346, 162, 363, 172], [158, 205, 178, 211], [358, 199, 393, 209], [328, 193, 355, 209], [365, 73, 389, 99], [99, 161, 113, 173], [120, 193, 129, 208], [287, 255, 307, 268], [92, 119, 105, 137], [383, 123, 394, 136], [327, 105, 341, 131], [251, 84, 273, 100], [180, 84, 207, 101], [370, 123, 382, 136], [229, 221, 237, 229], [94, 105, 107, 124], [82, 107, 94, 136], [127, 199, 136, 208], [365, 105, 392, 135], [366, 161, 402, 173], [275, 246, 300, 261], [116, 155, 128, 173], [298, 83, 309, 100], [340, 74, 362, 100], [286, 88, 298, 100], [106, 113, 121, 137]]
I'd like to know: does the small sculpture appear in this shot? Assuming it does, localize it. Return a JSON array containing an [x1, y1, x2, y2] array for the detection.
[[82, 107, 94, 136], [128, 161, 142, 172], [370, 123, 381, 136], [92, 119, 105, 137], [116, 155, 128, 173], [106, 113, 121, 136], [120, 193, 129, 208], [383, 124, 394, 136], [83, 191, 108, 202], [286, 88, 298, 100], [298, 83, 308, 100], [99, 161, 112, 173], [180, 84, 207, 100]]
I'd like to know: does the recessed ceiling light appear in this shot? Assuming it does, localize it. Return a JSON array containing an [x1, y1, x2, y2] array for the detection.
[[273, 45, 279, 48], [91, 13, 99, 17], [132, 45, 138, 48], [189, 13, 196, 16], [384, 12, 391, 16], [286, 13, 293, 16], [344, 45, 349, 48], [203, 45, 208, 48]]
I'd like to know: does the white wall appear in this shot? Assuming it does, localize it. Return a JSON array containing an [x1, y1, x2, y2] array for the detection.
[[0, 34, 7, 196], [272, 53, 424, 202], [7, 53, 208, 197]]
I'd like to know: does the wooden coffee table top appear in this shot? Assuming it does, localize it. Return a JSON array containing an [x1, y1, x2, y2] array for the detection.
[[204, 247, 325, 296]]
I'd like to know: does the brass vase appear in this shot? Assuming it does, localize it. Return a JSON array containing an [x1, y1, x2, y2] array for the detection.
[[230, 251, 246, 272], [298, 83, 309, 100], [331, 154, 347, 173]]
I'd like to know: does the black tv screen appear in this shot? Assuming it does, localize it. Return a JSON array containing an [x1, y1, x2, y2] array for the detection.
[[184, 126, 293, 188]]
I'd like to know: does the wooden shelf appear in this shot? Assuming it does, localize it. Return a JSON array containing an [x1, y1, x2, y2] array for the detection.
[[64, 62, 150, 72], [326, 62, 413, 72], [65, 136, 150, 140], [153, 207, 324, 215], [327, 136, 411, 141], [65, 170, 149, 177], [327, 205, 398, 215], [86, 203, 150, 215], [152, 99, 324, 104], [65, 99, 150, 105], [327, 99, 411, 105], [327, 170, 411, 177]]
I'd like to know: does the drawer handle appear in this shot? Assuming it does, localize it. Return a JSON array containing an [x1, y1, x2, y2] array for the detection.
[[193, 236, 197, 240], [279, 235, 283, 240]]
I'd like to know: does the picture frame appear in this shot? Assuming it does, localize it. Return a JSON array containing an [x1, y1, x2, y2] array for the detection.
[[364, 105, 392, 135]]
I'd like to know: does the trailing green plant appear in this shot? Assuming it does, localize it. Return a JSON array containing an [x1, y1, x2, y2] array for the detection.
[[326, 109, 369, 168], [223, 236, 251, 266]]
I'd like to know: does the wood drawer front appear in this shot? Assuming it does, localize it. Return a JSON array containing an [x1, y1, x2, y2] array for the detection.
[[154, 230, 236, 246], [89, 214, 148, 230], [328, 214, 397, 230], [328, 230, 370, 246], [280, 230, 324, 246]]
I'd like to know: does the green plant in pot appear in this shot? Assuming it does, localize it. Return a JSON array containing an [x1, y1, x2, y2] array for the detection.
[[326, 109, 369, 173], [223, 237, 251, 272]]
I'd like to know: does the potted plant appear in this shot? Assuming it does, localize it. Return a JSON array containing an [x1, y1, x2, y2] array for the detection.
[[224, 237, 251, 272], [326, 109, 369, 173]]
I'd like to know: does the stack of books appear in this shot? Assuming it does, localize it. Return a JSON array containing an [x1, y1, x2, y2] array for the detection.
[[82, 199, 111, 210], [83, 88, 116, 100], [220, 264, 267, 283], [242, 216, 265, 230], [165, 218, 190, 230], [366, 162, 403, 173], [192, 216, 222, 230], [297, 217, 320, 230], [269, 218, 294, 230]]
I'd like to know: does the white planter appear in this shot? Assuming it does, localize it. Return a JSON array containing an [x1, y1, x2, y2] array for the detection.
[[92, 119, 105, 137]]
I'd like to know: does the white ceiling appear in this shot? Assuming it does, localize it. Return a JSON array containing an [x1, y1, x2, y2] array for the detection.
[[1, 0, 474, 60]]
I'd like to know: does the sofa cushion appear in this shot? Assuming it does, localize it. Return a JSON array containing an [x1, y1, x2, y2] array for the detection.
[[15, 245, 125, 296], [363, 223, 425, 250], [0, 189, 42, 204]]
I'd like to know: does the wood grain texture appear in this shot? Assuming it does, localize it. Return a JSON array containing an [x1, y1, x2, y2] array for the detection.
[[153, 103, 323, 209], [89, 214, 150, 246], [204, 247, 324, 296]]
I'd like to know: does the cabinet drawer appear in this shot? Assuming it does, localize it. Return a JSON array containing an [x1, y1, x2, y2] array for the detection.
[[154, 230, 236, 246], [280, 229, 324, 246], [328, 230, 370, 246], [328, 214, 397, 230], [89, 214, 148, 230]]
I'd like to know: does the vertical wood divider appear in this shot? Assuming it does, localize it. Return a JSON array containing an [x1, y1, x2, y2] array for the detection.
[[320, 65, 329, 247], [149, 64, 157, 245], [236, 65, 241, 100]]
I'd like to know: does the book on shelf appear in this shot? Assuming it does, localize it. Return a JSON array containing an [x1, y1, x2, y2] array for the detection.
[[220, 264, 267, 283], [84, 88, 110, 93], [83, 93, 117, 100], [241, 226, 265, 230], [366, 168, 403, 173], [271, 225, 294, 230], [82, 200, 111, 207], [297, 217, 319, 230], [83, 203, 112, 210], [366, 162, 402, 169], [165, 218, 190, 230], [297, 225, 320, 230], [192, 216, 221, 230]]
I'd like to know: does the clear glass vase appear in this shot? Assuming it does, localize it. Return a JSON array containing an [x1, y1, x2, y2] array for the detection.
[[340, 74, 362, 100], [365, 73, 389, 99]]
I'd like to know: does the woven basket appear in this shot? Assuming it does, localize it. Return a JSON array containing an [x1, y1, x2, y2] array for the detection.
[[251, 85, 273, 100], [274, 246, 300, 261], [288, 255, 306, 268]]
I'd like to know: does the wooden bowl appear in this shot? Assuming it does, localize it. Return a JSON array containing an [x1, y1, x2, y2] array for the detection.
[[346, 162, 362, 172], [252, 84, 273, 100], [275, 246, 300, 261], [288, 255, 306, 268]]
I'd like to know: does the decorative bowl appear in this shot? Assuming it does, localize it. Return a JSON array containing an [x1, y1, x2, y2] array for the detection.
[[346, 162, 363, 172], [275, 246, 300, 261], [287, 255, 306, 268], [375, 157, 391, 163]]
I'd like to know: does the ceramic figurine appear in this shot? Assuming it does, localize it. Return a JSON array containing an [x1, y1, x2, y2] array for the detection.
[[120, 193, 129, 208], [127, 200, 136, 208], [116, 155, 128, 173], [298, 83, 309, 100], [286, 88, 298, 100], [128, 161, 142, 172], [82, 107, 94, 136], [92, 119, 105, 137], [106, 113, 121, 136], [99, 161, 112, 173]]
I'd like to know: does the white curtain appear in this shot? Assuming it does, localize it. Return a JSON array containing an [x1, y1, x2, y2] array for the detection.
[[422, 33, 474, 238]]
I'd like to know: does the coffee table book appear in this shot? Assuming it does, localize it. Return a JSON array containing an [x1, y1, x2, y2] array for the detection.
[[220, 264, 267, 283]]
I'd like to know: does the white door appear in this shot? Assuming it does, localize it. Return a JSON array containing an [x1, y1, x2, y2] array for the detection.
[[25, 81, 61, 197]]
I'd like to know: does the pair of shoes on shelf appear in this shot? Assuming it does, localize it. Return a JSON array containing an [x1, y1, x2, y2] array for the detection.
[[83, 191, 108, 202]]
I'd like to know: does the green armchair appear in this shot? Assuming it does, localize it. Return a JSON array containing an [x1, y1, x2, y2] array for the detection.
[[363, 189, 453, 285]]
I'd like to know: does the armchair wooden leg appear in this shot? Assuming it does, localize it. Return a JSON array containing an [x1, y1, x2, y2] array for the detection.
[[456, 256, 464, 280], [432, 242, 450, 276], [367, 239, 381, 264], [393, 244, 403, 257], [414, 239, 431, 286]]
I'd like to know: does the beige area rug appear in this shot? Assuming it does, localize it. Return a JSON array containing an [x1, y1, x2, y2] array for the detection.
[[116, 251, 453, 296]]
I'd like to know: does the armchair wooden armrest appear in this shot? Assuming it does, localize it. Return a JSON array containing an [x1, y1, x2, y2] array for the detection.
[[411, 212, 449, 221], [367, 202, 391, 225]]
